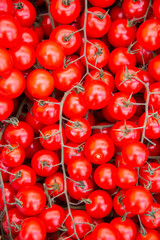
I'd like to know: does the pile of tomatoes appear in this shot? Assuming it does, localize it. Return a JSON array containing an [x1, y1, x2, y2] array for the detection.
[[1, 0, 160, 239]]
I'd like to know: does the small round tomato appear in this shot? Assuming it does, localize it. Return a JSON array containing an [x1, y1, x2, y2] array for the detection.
[[0, 48, 13, 74], [135, 228, 160, 240], [136, 19, 160, 51], [108, 19, 137, 47], [31, 149, 59, 177], [0, 158, 11, 182], [9, 165, 37, 191], [85, 190, 112, 218], [84, 134, 115, 164], [140, 203, 160, 229], [63, 141, 84, 165], [16, 186, 46, 216], [115, 166, 138, 189], [50, 25, 81, 55], [148, 54, 160, 81], [39, 204, 65, 233], [0, 183, 15, 211], [81, 7, 111, 38], [50, 0, 81, 24], [65, 54, 86, 77], [9, 43, 36, 71], [88, 0, 116, 8], [122, 142, 149, 168], [36, 40, 65, 70], [91, 223, 119, 240], [41, 14, 52, 37], [45, 172, 64, 199], [145, 82, 160, 110], [147, 139, 160, 156], [0, 97, 13, 120], [4, 121, 34, 149], [20, 27, 39, 49], [132, 41, 153, 65], [19, 217, 46, 240], [153, 0, 160, 20], [0, 0, 14, 15], [108, 47, 136, 75], [80, 39, 109, 69], [13, 0, 36, 27], [94, 163, 117, 189], [123, 186, 153, 215], [110, 6, 125, 21], [31, 25, 44, 42]]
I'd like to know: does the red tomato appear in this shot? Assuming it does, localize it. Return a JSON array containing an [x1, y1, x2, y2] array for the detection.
[[110, 6, 125, 21], [91, 223, 119, 240], [115, 166, 138, 189], [0, 97, 13, 120], [140, 203, 160, 229], [135, 228, 160, 240], [0, 158, 11, 182], [63, 141, 84, 165], [0, 47, 13, 74], [132, 41, 153, 65], [31, 25, 44, 42], [41, 14, 52, 37], [145, 82, 160, 110], [25, 112, 44, 134], [153, 0, 160, 20], [88, 0, 116, 8], [20, 27, 39, 49], [45, 172, 64, 199], [0, 183, 15, 211], [0, 0, 14, 15]]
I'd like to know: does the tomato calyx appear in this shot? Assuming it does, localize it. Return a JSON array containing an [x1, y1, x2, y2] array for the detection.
[[62, 0, 73, 6], [1, 143, 19, 154], [143, 206, 160, 221], [15, 197, 23, 208], [38, 130, 60, 142], [3, 117, 19, 126], [13, 2, 24, 10], [46, 179, 60, 194]]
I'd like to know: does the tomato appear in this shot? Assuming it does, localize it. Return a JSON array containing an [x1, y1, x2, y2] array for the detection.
[[36, 40, 65, 70], [0, 68, 25, 98], [81, 7, 111, 38], [39, 124, 67, 151], [153, 0, 160, 20], [115, 166, 138, 189], [0, 15, 21, 48], [19, 217, 46, 240], [88, 0, 116, 8], [9, 165, 36, 191], [0, 47, 13, 74], [122, 142, 149, 168], [50, 25, 81, 55], [4, 121, 34, 149], [80, 80, 111, 110], [13, 0, 36, 27], [0, 158, 11, 182], [140, 70, 155, 93], [31, 149, 59, 177], [108, 19, 137, 47], [0, 97, 13, 120], [50, 0, 81, 24], [139, 163, 160, 193], [65, 54, 86, 77], [67, 157, 92, 181], [91, 223, 119, 240], [16, 186, 46, 216], [20, 27, 39, 49], [39, 204, 65, 233], [80, 39, 109, 69], [52, 63, 81, 92], [122, 0, 150, 20], [65, 210, 92, 239], [85, 190, 112, 218], [0, 183, 15, 211], [136, 19, 160, 51], [148, 54, 160, 81], [63, 141, 84, 165], [123, 186, 153, 215], [94, 163, 116, 189], [3, 208, 25, 236], [132, 42, 153, 65], [115, 154, 128, 168], [31, 25, 44, 42], [140, 203, 160, 229], [110, 6, 125, 21], [105, 92, 136, 121], [108, 47, 136, 75], [0, 0, 13, 15], [135, 228, 160, 240], [67, 177, 93, 200], [147, 139, 160, 156], [145, 82, 160, 110], [25, 112, 44, 134], [111, 217, 137, 240], [84, 70, 115, 92], [139, 110, 160, 140], [9, 43, 36, 71], [84, 134, 115, 164], [41, 14, 52, 37]]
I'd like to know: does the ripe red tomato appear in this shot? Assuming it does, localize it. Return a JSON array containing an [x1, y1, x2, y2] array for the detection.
[[148, 54, 160, 81], [63, 141, 84, 165], [110, 6, 125, 21], [0, 183, 15, 211], [16, 186, 46, 216], [45, 172, 64, 199], [0, 0, 14, 15], [132, 41, 153, 65], [91, 223, 119, 240], [13, 0, 36, 27], [36, 40, 65, 70], [0, 47, 13, 74], [145, 82, 160, 110], [140, 203, 160, 229], [41, 14, 52, 37], [135, 228, 160, 240], [88, 0, 116, 8], [115, 166, 138, 189], [19, 217, 46, 240], [0, 97, 14, 120], [50, 0, 81, 24], [0, 158, 11, 182], [20, 27, 39, 49], [153, 0, 160, 20], [85, 190, 112, 218], [84, 134, 115, 164], [25, 112, 44, 134]]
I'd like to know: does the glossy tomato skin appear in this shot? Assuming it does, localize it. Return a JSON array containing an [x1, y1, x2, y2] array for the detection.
[[0, 15, 21, 48], [50, 0, 81, 24], [81, 7, 111, 38], [110, 6, 125, 21], [4, 121, 34, 149], [91, 223, 119, 240], [108, 47, 136, 75], [0, 158, 11, 182], [9, 165, 37, 191], [41, 14, 52, 37], [108, 19, 137, 47], [31, 149, 59, 177], [20, 27, 39, 49], [19, 217, 46, 240], [9, 43, 36, 71], [111, 217, 137, 240], [39, 204, 65, 233], [63, 141, 84, 165], [153, 0, 160, 20], [13, 0, 36, 27], [0, 97, 13, 120], [0, 48, 13, 74], [140, 203, 160, 229], [0, 183, 15, 211], [36, 40, 65, 70], [50, 25, 81, 55], [135, 228, 160, 240], [148, 54, 160, 81], [84, 134, 115, 164], [123, 186, 153, 215], [45, 172, 64, 199], [88, 0, 116, 8], [147, 139, 160, 156], [85, 190, 112, 218], [136, 19, 160, 51], [0, 69, 25, 98], [16, 186, 46, 216], [25, 112, 44, 134], [0, 0, 14, 15], [94, 163, 116, 189], [132, 41, 153, 65], [115, 166, 138, 189]]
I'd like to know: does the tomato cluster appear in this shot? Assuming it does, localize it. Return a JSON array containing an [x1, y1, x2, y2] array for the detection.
[[0, 0, 160, 240]]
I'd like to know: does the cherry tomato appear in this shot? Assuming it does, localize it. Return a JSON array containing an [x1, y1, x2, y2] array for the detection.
[[132, 41, 153, 65], [25, 112, 44, 134], [148, 54, 160, 81], [140, 203, 160, 229], [135, 229, 160, 240], [115, 166, 138, 189], [0, 47, 13, 74], [110, 6, 125, 21], [91, 223, 119, 240], [0, 97, 14, 120], [88, 0, 116, 8], [0, 0, 14, 15], [153, 0, 160, 20], [0, 183, 15, 211], [20, 27, 39, 49]]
